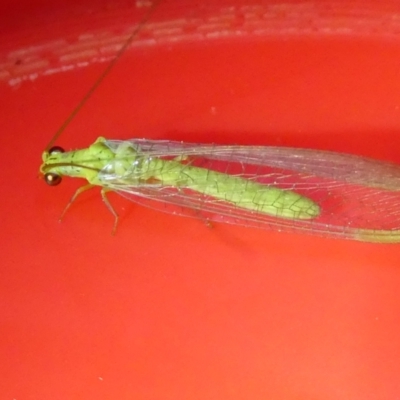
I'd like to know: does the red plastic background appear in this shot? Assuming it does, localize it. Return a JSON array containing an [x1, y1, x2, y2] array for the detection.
[[2, 1, 400, 399]]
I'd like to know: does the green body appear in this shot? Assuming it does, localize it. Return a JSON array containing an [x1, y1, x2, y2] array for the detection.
[[40, 137, 400, 243], [41, 137, 319, 220]]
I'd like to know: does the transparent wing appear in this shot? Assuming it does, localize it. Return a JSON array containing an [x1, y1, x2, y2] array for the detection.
[[101, 139, 400, 242], [106, 139, 400, 190]]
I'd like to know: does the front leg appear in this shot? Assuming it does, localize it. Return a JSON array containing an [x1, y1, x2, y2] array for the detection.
[[60, 184, 96, 222]]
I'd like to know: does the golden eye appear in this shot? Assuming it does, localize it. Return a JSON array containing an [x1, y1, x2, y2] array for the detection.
[[44, 173, 62, 186], [49, 146, 65, 155]]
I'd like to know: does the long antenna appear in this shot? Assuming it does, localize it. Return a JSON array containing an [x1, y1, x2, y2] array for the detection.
[[45, 1, 161, 150]]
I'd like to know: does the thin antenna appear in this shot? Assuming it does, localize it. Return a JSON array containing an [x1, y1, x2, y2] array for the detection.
[[45, 0, 161, 150]]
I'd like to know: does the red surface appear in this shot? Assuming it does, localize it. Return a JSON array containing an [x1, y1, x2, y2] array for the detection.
[[2, 1, 400, 399]]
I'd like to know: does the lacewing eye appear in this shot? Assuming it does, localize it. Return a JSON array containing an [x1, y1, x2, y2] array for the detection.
[[49, 146, 65, 155], [44, 172, 62, 186]]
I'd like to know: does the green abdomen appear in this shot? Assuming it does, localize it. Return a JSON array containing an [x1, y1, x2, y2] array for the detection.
[[151, 159, 320, 220]]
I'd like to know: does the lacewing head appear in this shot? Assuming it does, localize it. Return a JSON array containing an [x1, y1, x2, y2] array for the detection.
[[43, 146, 65, 186]]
